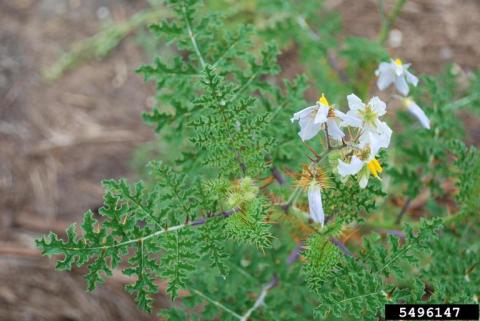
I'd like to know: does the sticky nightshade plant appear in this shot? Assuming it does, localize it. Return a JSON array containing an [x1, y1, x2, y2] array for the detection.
[[37, 0, 480, 319]]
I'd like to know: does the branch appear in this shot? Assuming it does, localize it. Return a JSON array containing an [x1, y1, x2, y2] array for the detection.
[[239, 276, 278, 321], [192, 288, 243, 319], [330, 237, 354, 257], [395, 197, 412, 224], [324, 123, 332, 150], [182, 2, 206, 68], [378, 0, 407, 45], [238, 242, 303, 320], [272, 166, 287, 185], [287, 242, 305, 264], [212, 37, 242, 68], [57, 208, 238, 252]]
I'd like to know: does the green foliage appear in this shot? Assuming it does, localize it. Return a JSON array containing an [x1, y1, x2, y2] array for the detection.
[[315, 219, 442, 321], [420, 223, 480, 303], [448, 140, 480, 217], [200, 217, 230, 277], [389, 66, 479, 216], [37, 0, 480, 319], [190, 65, 273, 177], [37, 164, 214, 311], [224, 197, 273, 250], [322, 174, 386, 224], [302, 234, 343, 292]]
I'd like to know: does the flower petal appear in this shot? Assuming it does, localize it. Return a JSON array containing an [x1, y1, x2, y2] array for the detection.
[[394, 65, 403, 76], [298, 120, 322, 141], [376, 62, 391, 75], [377, 69, 395, 91], [314, 105, 329, 124], [337, 155, 364, 177], [359, 131, 380, 156], [358, 121, 392, 158], [308, 185, 325, 227], [369, 96, 387, 116], [407, 101, 430, 129], [326, 118, 345, 141], [339, 110, 363, 128], [291, 106, 316, 122], [405, 69, 419, 87], [394, 76, 409, 96], [376, 121, 392, 148], [347, 94, 365, 111], [358, 173, 369, 189]]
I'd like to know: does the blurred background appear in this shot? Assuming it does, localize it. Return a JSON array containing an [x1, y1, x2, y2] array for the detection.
[[1, 0, 479, 320]]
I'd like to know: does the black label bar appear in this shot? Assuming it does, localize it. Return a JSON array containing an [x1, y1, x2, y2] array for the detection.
[[385, 304, 479, 320]]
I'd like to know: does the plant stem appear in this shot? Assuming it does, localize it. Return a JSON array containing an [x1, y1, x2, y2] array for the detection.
[[395, 197, 412, 224], [272, 166, 287, 185], [378, 0, 407, 45], [445, 92, 480, 111], [61, 208, 238, 252], [324, 124, 332, 150], [239, 276, 278, 321], [182, 2, 206, 68], [330, 237, 354, 257], [193, 244, 301, 320], [192, 288, 243, 319]]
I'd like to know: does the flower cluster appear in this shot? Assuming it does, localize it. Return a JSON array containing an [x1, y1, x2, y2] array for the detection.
[[292, 57, 428, 227], [291, 93, 391, 226]]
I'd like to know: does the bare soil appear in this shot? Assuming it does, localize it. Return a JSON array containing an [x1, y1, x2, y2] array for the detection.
[[1, 0, 479, 320]]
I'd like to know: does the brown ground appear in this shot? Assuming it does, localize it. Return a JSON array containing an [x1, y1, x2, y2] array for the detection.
[[0, 0, 479, 320]]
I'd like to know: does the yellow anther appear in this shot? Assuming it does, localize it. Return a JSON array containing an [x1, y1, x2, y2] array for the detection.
[[367, 159, 382, 177], [394, 58, 403, 66], [373, 159, 382, 173], [318, 93, 330, 107]]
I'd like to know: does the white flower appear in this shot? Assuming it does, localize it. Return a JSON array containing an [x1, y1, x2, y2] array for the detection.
[[340, 94, 392, 156], [401, 97, 431, 129], [337, 155, 383, 188], [342, 94, 386, 130], [358, 120, 392, 158], [307, 184, 325, 227], [291, 105, 322, 141], [291, 94, 345, 141], [375, 58, 419, 96]]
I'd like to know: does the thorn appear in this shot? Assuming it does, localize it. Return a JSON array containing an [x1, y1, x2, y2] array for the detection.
[[301, 140, 320, 158], [304, 153, 316, 162], [260, 176, 274, 189], [305, 165, 314, 176]]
